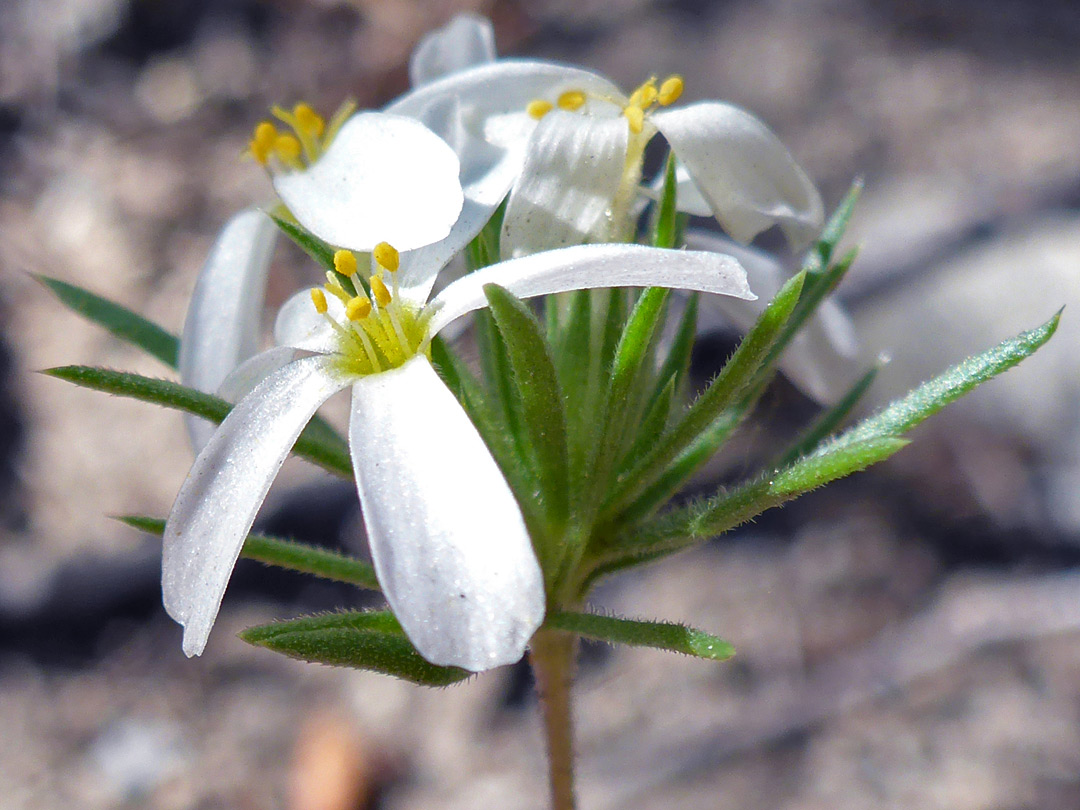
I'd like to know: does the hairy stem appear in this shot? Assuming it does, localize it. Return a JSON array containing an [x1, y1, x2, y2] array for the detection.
[[530, 628, 578, 810]]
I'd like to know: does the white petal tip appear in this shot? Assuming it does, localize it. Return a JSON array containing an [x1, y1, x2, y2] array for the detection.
[[181, 629, 207, 658]]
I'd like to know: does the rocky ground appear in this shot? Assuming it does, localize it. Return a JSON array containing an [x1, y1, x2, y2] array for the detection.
[[2, 0, 1080, 808]]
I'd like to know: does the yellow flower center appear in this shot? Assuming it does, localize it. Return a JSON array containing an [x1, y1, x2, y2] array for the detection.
[[247, 99, 358, 171], [310, 244, 430, 376], [525, 74, 684, 135], [524, 75, 685, 243]]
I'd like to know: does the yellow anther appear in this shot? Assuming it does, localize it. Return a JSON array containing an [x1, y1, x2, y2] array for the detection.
[[658, 75, 684, 106], [527, 99, 554, 119], [623, 104, 645, 134], [334, 249, 358, 277], [293, 103, 325, 137], [373, 242, 399, 273], [249, 121, 278, 164], [274, 133, 302, 164], [310, 288, 328, 315], [557, 90, 586, 111], [370, 275, 392, 307], [345, 296, 372, 321], [628, 78, 657, 109]]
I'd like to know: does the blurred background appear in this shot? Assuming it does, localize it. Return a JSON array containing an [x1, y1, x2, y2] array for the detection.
[[2, 0, 1080, 808]]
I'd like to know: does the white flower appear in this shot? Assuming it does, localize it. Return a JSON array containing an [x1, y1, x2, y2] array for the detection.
[[373, 15, 823, 260], [163, 240, 755, 670]]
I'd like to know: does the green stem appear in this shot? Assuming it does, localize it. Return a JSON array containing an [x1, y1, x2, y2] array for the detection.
[[530, 628, 578, 810]]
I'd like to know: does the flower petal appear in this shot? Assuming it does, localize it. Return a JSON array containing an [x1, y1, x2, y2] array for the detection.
[[216, 345, 298, 404], [653, 102, 824, 248], [427, 243, 753, 337], [273, 287, 344, 353], [500, 111, 629, 259], [349, 356, 545, 670], [646, 159, 712, 217], [387, 59, 621, 151], [409, 13, 497, 86], [162, 354, 350, 657], [686, 230, 859, 402], [394, 95, 516, 303], [273, 113, 464, 252], [179, 209, 277, 449]]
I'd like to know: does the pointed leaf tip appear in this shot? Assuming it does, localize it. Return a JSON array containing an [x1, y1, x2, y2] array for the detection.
[[241, 611, 471, 686], [548, 610, 735, 661]]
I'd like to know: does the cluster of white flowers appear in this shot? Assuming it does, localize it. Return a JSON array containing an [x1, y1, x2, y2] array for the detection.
[[165, 14, 855, 672]]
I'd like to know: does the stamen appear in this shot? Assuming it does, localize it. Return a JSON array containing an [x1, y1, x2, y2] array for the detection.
[[623, 105, 645, 135], [352, 322, 382, 373], [628, 78, 657, 109], [345, 295, 372, 321], [274, 134, 303, 169], [373, 242, 399, 273], [310, 288, 328, 314], [370, 276, 392, 308], [323, 273, 351, 304], [293, 103, 325, 138], [658, 75, 684, 106], [324, 99, 358, 145], [334, 249, 358, 277], [249, 122, 277, 165], [557, 90, 586, 111], [527, 99, 554, 119]]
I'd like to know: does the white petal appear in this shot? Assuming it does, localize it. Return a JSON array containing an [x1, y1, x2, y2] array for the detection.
[[216, 345, 298, 403], [646, 160, 712, 217], [395, 196, 494, 305], [162, 354, 350, 657], [500, 111, 629, 259], [273, 113, 464, 252], [409, 13, 497, 86], [686, 230, 859, 402], [386, 60, 621, 142], [653, 103, 824, 248], [179, 209, 277, 449], [427, 243, 753, 337], [349, 356, 544, 670], [394, 95, 518, 303], [274, 288, 344, 353]]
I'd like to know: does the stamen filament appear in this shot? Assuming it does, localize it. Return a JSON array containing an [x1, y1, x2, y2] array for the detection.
[[350, 322, 382, 373]]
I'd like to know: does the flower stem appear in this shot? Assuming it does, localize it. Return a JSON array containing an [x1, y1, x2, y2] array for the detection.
[[531, 627, 578, 810]]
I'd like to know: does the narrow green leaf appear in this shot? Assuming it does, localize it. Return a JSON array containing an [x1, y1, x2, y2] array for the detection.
[[804, 177, 862, 275], [770, 248, 858, 371], [269, 208, 360, 297], [600, 436, 908, 567], [484, 284, 570, 535], [119, 516, 380, 590], [589, 288, 671, 505], [776, 361, 881, 468], [39, 275, 179, 368], [604, 271, 805, 523], [269, 209, 336, 271], [771, 436, 910, 496], [620, 375, 677, 475], [651, 152, 680, 249], [652, 292, 699, 402], [547, 610, 735, 661], [827, 311, 1061, 452], [473, 309, 527, 462], [602, 313, 1061, 569], [240, 610, 470, 686], [43, 365, 353, 478], [618, 408, 738, 525]]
